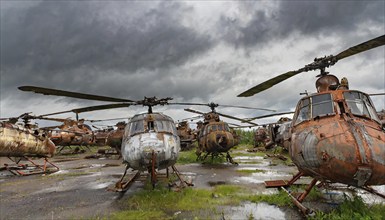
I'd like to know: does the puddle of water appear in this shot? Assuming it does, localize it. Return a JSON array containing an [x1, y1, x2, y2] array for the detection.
[[233, 170, 292, 184], [234, 156, 270, 166], [88, 181, 114, 189], [227, 202, 285, 220], [90, 164, 106, 168], [234, 156, 265, 160]]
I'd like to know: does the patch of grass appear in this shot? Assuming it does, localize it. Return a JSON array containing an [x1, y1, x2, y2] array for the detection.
[[111, 184, 247, 219], [248, 189, 293, 207], [111, 210, 169, 220], [310, 195, 385, 220], [177, 149, 198, 164]]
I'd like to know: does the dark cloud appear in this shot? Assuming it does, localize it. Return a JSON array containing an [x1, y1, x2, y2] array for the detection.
[[219, 1, 384, 47], [1, 1, 383, 120], [1, 1, 214, 97]]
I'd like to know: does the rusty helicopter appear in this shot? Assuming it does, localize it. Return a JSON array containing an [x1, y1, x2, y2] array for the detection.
[[88, 117, 130, 156], [184, 103, 271, 164], [242, 112, 294, 150], [176, 120, 196, 151], [39, 117, 94, 153], [238, 34, 385, 215], [0, 113, 58, 175]]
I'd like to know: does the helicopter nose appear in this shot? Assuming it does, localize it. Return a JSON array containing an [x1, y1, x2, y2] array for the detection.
[[216, 134, 227, 148]]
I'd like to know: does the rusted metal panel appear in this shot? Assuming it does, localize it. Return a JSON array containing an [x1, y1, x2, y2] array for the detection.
[[0, 123, 55, 157]]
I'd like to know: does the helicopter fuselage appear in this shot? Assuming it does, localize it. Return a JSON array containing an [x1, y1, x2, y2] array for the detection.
[[0, 122, 56, 157], [197, 121, 236, 154], [290, 89, 385, 187], [121, 113, 180, 171]]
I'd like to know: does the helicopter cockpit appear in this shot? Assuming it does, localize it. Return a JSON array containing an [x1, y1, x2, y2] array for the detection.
[[294, 91, 381, 126]]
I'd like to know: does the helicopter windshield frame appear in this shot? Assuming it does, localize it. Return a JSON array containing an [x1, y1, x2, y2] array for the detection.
[[294, 93, 335, 125], [343, 91, 380, 123], [125, 119, 176, 137]]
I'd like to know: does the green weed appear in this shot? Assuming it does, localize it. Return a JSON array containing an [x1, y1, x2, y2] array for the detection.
[[310, 195, 385, 220]]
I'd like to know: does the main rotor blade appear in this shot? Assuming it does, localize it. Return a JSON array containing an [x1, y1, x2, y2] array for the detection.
[[184, 108, 205, 115], [18, 86, 134, 102], [335, 35, 385, 61], [179, 115, 203, 122], [369, 93, 385, 96], [237, 69, 303, 97], [216, 112, 258, 126], [216, 104, 276, 112], [87, 117, 131, 123], [238, 35, 385, 97], [35, 116, 70, 122], [172, 102, 276, 112], [243, 111, 294, 122], [38, 103, 133, 117]]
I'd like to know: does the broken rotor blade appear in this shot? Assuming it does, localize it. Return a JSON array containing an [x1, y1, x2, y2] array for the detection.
[[18, 86, 134, 102]]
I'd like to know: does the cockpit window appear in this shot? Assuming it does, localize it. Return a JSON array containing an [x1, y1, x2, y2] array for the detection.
[[295, 98, 311, 124], [155, 120, 174, 133], [344, 91, 380, 122], [294, 93, 334, 125], [312, 93, 334, 118], [125, 120, 144, 136]]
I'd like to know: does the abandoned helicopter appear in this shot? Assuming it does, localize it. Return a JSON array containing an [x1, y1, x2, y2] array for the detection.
[[176, 120, 197, 150], [184, 102, 264, 164], [243, 112, 294, 150], [39, 117, 94, 153], [238, 34, 385, 215], [0, 113, 58, 175]]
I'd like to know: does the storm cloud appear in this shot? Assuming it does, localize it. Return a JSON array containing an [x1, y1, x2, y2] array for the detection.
[[1, 1, 384, 124]]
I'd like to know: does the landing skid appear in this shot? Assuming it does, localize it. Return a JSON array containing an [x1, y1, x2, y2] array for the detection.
[[1, 156, 59, 176], [265, 172, 385, 216], [112, 165, 141, 192], [196, 152, 238, 165], [265, 172, 316, 216], [112, 164, 193, 192]]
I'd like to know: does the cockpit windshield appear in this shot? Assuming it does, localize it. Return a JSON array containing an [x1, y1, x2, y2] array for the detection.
[[295, 93, 334, 125], [344, 91, 380, 122], [125, 119, 176, 136], [206, 123, 231, 133]]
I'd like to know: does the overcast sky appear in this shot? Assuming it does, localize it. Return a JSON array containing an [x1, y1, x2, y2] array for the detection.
[[1, 1, 384, 127]]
